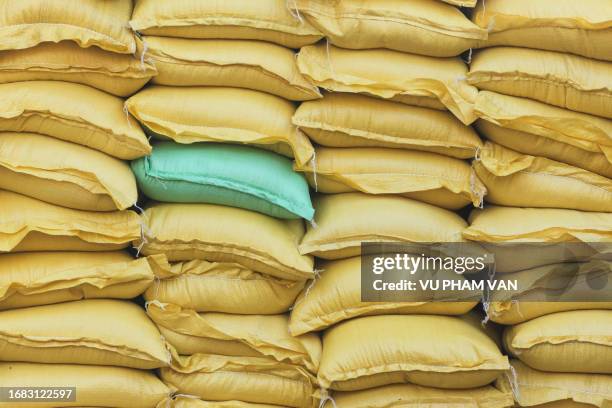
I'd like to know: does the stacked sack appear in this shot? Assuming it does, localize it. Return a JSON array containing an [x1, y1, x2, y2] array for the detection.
[[464, 0, 612, 406], [0, 1, 173, 407], [127, 0, 324, 406]]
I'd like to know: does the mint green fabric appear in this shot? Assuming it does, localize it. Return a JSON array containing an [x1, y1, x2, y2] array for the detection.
[[131, 142, 314, 220]]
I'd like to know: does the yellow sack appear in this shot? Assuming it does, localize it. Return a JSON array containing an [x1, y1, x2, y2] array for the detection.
[[0, 81, 150, 160], [126, 86, 314, 166], [296, 0, 486, 57], [297, 44, 478, 125], [295, 148, 485, 209], [137, 202, 313, 281], [472, 0, 612, 61], [324, 383, 513, 408], [146, 36, 320, 101], [130, 0, 323, 48], [497, 360, 612, 408], [0, 190, 140, 253], [299, 193, 467, 259], [147, 302, 321, 373], [0, 362, 171, 408], [474, 142, 612, 212], [319, 314, 509, 391], [290, 256, 477, 336], [0, 132, 137, 211], [469, 47, 612, 118], [441, 0, 477, 5], [168, 397, 281, 408], [0, 299, 170, 369], [0, 251, 158, 310], [504, 310, 612, 374], [293, 93, 482, 159], [144, 258, 304, 315], [0, 41, 156, 97], [160, 354, 318, 408], [0, 0, 136, 54]]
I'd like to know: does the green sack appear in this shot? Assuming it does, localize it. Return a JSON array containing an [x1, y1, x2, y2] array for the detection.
[[131, 142, 314, 220]]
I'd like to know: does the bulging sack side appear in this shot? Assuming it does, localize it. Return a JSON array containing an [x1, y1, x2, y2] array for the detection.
[[0, 299, 170, 369], [294, 147, 486, 210], [297, 44, 478, 124], [0, 190, 140, 253], [126, 86, 314, 166], [293, 93, 482, 159], [0, 81, 150, 160], [146, 36, 320, 101], [130, 0, 323, 48], [168, 397, 282, 408]]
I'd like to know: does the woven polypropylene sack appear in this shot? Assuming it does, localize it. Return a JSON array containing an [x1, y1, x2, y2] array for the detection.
[[293, 93, 482, 158], [168, 397, 281, 408], [0, 81, 150, 160]]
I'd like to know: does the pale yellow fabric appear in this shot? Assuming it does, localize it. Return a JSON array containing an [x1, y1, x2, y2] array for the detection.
[[146, 36, 320, 101], [474, 142, 612, 212], [476, 121, 612, 179], [504, 310, 612, 374], [472, 0, 612, 61], [497, 361, 612, 408], [295, 0, 486, 56], [0, 132, 137, 211], [469, 48, 612, 118], [295, 148, 485, 209], [147, 302, 321, 373], [0, 252, 158, 310], [299, 193, 467, 259], [0, 362, 171, 408], [319, 314, 509, 391], [324, 383, 514, 408], [0, 190, 140, 253], [293, 93, 482, 158], [0, 81, 150, 160], [0, 41, 156, 97], [290, 256, 477, 335], [169, 397, 281, 408], [297, 44, 478, 124], [137, 202, 313, 281], [441, 0, 477, 5], [161, 354, 318, 408], [0, 299, 170, 369], [126, 86, 314, 166], [130, 0, 323, 48], [144, 258, 304, 314], [0, 0, 136, 54]]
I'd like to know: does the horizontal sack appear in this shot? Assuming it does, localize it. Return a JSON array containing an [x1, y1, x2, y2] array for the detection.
[[0, 81, 150, 160], [160, 354, 318, 408], [0, 362, 171, 408], [440, 0, 477, 5], [318, 314, 509, 391], [295, 0, 486, 56], [472, 0, 612, 61], [0, 41, 156, 97], [0, 251, 159, 310], [146, 36, 320, 101], [473, 142, 612, 212], [130, 0, 323, 48], [299, 193, 467, 260], [468, 47, 612, 118], [290, 256, 477, 335], [0, 0, 136, 53], [297, 44, 478, 124], [136, 202, 313, 281], [126, 86, 314, 166], [293, 93, 482, 158], [132, 142, 313, 220], [168, 397, 282, 408], [0, 299, 170, 369], [0, 190, 140, 253], [147, 302, 321, 373], [295, 147, 486, 209], [144, 258, 304, 315], [504, 310, 612, 374], [0, 132, 137, 211]]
